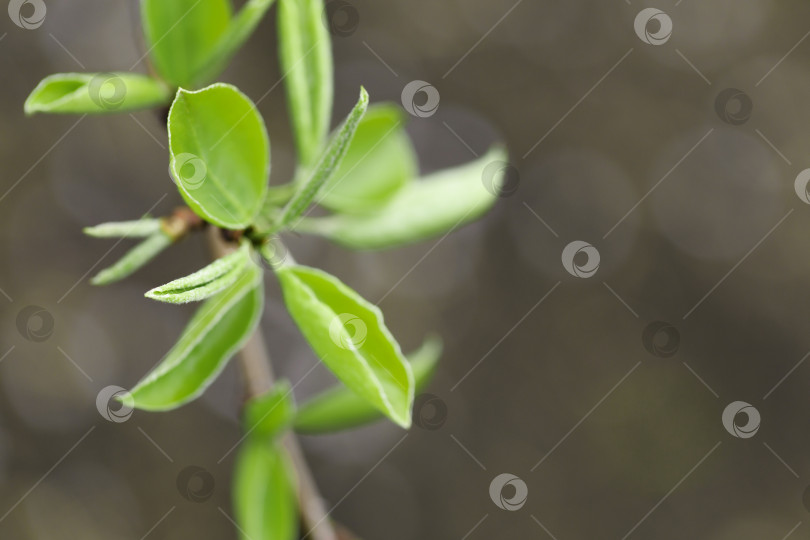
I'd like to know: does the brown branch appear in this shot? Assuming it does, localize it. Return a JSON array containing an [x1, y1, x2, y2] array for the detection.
[[207, 228, 337, 540], [160, 206, 206, 241]]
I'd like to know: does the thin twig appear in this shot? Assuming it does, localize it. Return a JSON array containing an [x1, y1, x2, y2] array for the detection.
[[207, 228, 337, 540]]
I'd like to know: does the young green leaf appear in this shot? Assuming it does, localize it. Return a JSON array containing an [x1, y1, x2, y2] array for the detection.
[[295, 146, 508, 249], [128, 264, 263, 411], [250, 184, 295, 234], [24, 73, 171, 115], [294, 335, 442, 434], [141, 0, 231, 88], [278, 0, 333, 166], [243, 380, 297, 440], [91, 231, 172, 286], [277, 87, 368, 228], [84, 218, 162, 238], [257, 237, 290, 270], [192, 0, 277, 86], [317, 104, 417, 214], [234, 440, 298, 540], [276, 264, 414, 428], [145, 240, 251, 304], [168, 84, 270, 229]]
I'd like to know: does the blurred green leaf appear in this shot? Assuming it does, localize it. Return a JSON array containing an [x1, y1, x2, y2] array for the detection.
[[278, 0, 333, 166], [243, 380, 297, 439], [251, 184, 295, 234], [193, 0, 277, 86], [145, 240, 251, 304], [278, 87, 368, 228], [234, 439, 297, 540], [91, 231, 172, 286], [317, 104, 416, 214], [296, 146, 507, 249], [276, 264, 414, 428], [168, 84, 270, 229], [295, 335, 441, 434], [141, 0, 231, 88], [129, 264, 263, 411], [84, 218, 162, 238], [24, 73, 170, 115]]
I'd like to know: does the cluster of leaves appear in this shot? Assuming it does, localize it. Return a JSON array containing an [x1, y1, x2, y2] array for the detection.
[[26, 0, 507, 537]]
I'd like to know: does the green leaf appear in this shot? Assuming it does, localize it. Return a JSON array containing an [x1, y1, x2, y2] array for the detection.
[[128, 264, 264, 411], [84, 218, 162, 238], [294, 335, 442, 434], [296, 146, 507, 249], [278, 87, 368, 228], [141, 0, 231, 88], [243, 380, 297, 439], [24, 73, 171, 115], [192, 0, 277, 86], [168, 84, 270, 229], [278, 0, 333, 166], [317, 104, 417, 214], [258, 237, 290, 269], [145, 241, 251, 304], [234, 440, 297, 540], [276, 264, 414, 428], [91, 231, 172, 286], [250, 184, 295, 234]]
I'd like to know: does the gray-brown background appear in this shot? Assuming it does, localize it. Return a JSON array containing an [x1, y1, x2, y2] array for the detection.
[[2, 0, 810, 538]]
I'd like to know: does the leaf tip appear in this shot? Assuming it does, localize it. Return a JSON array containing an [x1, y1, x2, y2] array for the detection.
[[113, 390, 136, 409], [23, 101, 38, 116], [23, 79, 46, 115], [90, 274, 109, 286], [174, 86, 193, 98], [23, 86, 48, 116], [167, 86, 191, 119], [394, 411, 413, 430]]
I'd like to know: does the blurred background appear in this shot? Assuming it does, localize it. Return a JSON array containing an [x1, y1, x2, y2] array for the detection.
[[3, 0, 810, 538]]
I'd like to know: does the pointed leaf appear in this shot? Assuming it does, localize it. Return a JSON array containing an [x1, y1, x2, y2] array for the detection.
[[295, 335, 441, 433], [84, 218, 162, 238], [91, 232, 172, 286], [278, 0, 333, 166], [141, 0, 231, 88], [296, 146, 507, 249], [168, 84, 270, 229], [278, 87, 368, 228], [243, 380, 296, 439], [145, 241, 250, 304], [277, 265, 414, 428], [317, 104, 416, 214], [25, 73, 171, 115], [129, 265, 263, 411], [193, 0, 277, 86], [234, 440, 297, 540]]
